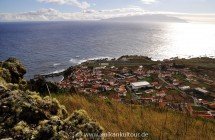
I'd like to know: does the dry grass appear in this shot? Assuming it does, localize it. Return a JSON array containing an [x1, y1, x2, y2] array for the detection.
[[54, 93, 215, 140]]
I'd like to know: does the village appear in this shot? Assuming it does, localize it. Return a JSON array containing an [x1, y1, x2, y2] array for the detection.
[[58, 56, 215, 120]]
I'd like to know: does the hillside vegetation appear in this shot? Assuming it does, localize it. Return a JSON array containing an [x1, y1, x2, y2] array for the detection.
[[0, 58, 103, 139], [55, 93, 215, 140], [1, 57, 215, 139]]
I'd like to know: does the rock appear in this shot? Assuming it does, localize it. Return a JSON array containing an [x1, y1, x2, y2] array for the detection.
[[28, 77, 59, 95], [1, 58, 26, 83]]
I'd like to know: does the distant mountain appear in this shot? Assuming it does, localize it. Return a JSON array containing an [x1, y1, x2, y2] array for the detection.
[[105, 14, 187, 23]]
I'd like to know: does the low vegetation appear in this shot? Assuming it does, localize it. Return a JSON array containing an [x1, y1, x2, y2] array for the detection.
[[0, 58, 103, 139], [1, 57, 215, 139], [55, 93, 215, 140]]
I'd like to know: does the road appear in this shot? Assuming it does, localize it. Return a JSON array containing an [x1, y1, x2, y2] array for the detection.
[[158, 73, 187, 98]]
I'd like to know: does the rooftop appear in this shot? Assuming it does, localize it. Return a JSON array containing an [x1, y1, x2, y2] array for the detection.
[[195, 88, 209, 93], [131, 81, 150, 87]]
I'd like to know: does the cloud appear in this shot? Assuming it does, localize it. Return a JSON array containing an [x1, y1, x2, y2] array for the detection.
[[0, 7, 146, 21], [1, 8, 215, 23], [140, 0, 158, 4], [38, 0, 90, 9], [0, 9, 64, 21]]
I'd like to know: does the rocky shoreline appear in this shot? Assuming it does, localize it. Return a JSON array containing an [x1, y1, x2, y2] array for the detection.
[[38, 55, 215, 83]]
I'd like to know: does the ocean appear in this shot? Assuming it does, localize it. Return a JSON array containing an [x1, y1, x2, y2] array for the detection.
[[0, 21, 215, 79]]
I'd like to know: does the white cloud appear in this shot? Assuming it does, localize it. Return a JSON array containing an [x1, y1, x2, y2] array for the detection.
[[0, 9, 64, 21], [140, 0, 158, 4], [0, 7, 146, 21], [0, 7, 145, 21], [38, 0, 90, 9], [1, 8, 215, 23]]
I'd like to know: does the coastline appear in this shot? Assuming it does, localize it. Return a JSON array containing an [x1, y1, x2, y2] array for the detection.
[[53, 54, 215, 118], [38, 55, 215, 83], [1, 56, 215, 139]]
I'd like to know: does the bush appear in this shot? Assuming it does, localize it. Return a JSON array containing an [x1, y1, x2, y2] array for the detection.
[[0, 90, 103, 139]]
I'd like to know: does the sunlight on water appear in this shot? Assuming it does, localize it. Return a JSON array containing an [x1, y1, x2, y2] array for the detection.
[[157, 23, 215, 59], [1, 22, 215, 78]]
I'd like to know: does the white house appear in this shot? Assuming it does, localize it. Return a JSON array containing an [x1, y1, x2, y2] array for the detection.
[[195, 88, 209, 94], [179, 86, 190, 91], [100, 63, 109, 66], [131, 81, 151, 90]]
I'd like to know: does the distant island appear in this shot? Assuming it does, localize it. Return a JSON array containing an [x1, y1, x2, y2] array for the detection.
[[104, 14, 187, 23], [1, 56, 215, 139]]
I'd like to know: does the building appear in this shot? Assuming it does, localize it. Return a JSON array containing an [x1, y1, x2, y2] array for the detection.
[[100, 63, 109, 66], [131, 81, 151, 90], [156, 91, 166, 97], [136, 92, 144, 95], [179, 86, 190, 91], [195, 88, 209, 94]]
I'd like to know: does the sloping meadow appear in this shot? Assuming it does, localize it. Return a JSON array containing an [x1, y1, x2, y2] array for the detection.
[[55, 94, 215, 140]]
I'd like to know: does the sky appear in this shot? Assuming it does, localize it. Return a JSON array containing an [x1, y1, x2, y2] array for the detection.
[[0, 0, 215, 22]]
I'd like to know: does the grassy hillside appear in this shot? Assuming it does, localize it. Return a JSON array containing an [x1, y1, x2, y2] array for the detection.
[[54, 93, 215, 140]]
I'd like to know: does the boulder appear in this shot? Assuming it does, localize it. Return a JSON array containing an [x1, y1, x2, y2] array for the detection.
[[29, 77, 59, 95], [1, 58, 26, 83]]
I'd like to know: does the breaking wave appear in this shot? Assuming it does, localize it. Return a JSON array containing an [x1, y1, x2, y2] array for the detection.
[[51, 69, 65, 74], [53, 63, 61, 66], [69, 56, 112, 65]]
